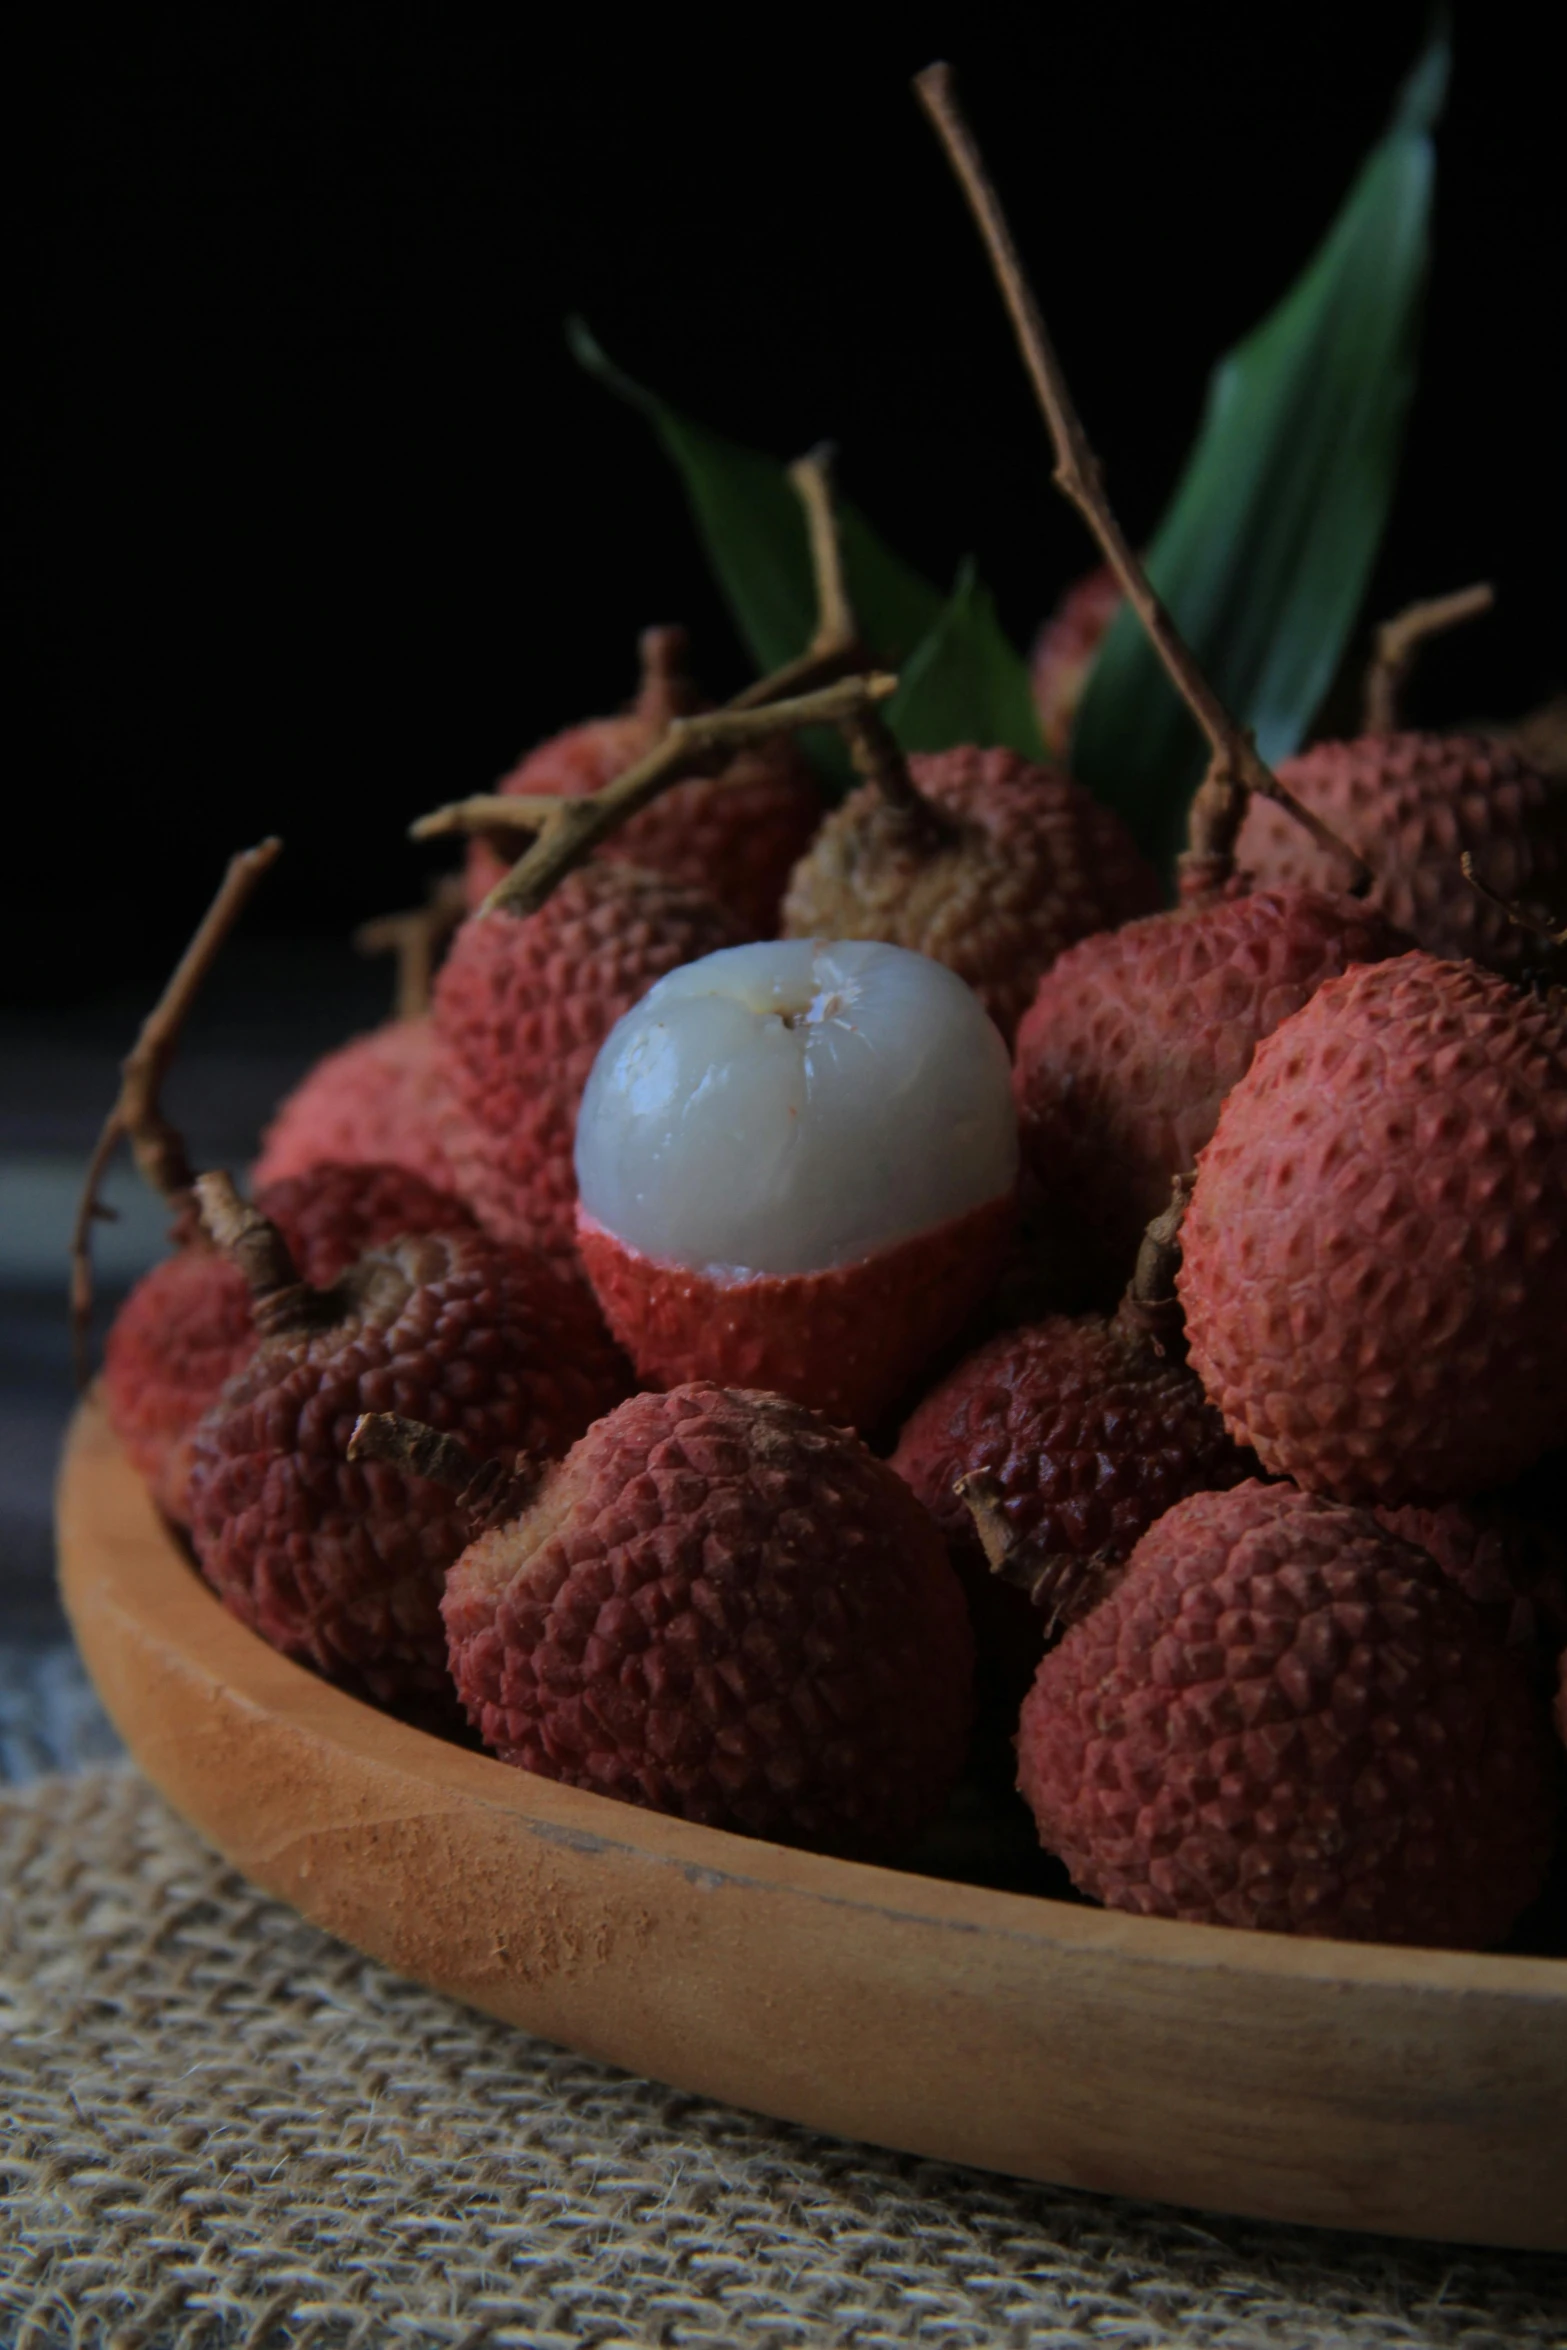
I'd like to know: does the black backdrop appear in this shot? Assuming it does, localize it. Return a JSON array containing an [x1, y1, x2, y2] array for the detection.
[[15, 5, 1564, 1006]]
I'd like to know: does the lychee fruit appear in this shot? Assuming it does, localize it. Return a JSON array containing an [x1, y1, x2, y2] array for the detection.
[[103, 1160, 478, 1523], [432, 861, 742, 1265], [464, 626, 822, 936], [1234, 732, 1566, 974], [1178, 951, 1567, 1502], [573, 938, 1019, 1429], [1374, 1496, 1567, 1679], [1012, 887, 1405, 1288], [183, 1176, 629, 1713], [1029, 564, 1121, 758], [432, 1382, 974, 1855], [1016, 1479, 1559, 1947], [780, 744, 1160, 1046], [254, 1015, 460, 1194]]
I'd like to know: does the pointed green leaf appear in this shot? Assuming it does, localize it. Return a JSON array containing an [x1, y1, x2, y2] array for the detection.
[[888, 562, 1046, 756], [1071, 28, 1448, 870]]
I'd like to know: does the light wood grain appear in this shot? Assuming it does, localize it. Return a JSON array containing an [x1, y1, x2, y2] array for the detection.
[[56, 1397, 1567, 2251]]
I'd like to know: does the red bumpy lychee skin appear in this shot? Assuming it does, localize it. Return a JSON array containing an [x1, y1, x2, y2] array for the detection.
[[433, 864, 742, 1265], [185, 1227, 629, 1711], [464, 634, 821, 938], [1234, 732, 1566, 975], [1013, 888, 1405, 1287], [780, 746, 1160, 1045], [442, 1383, 974, 1855], [1017, 1480, 1559, 1947], [1178, 952, 1567, 1503], [103, 1162, 479, 1523], [254, 1016, 460, 1194], [577, 1195, 1015, 1435], [1374, 1498, 1567, 1675], [1029, 565, 1121, 759]]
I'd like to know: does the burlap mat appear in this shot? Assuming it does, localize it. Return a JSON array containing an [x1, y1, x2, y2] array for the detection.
[[4, 1766, 1566, 2349]]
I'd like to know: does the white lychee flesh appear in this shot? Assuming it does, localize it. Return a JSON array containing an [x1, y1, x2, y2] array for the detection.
[[575, 939, 1017, 1278]]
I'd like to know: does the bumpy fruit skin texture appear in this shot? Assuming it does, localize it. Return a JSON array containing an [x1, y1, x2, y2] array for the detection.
[[1235, 732, 1565, 975], [185, 1230, 629, 1710], [781, 747, 1159, 1046], [465, 713, 821, 939], [577, 1194, 1015, 1433], [1375, 1499, 1567, 1671], [443, 1383, 974, 1854], [1017, 1481, 1558, 1946], [434, 865, 741, 1265], [1014, 889, 1405, 1285], [254, 1017, 460, 1194], [103, 1163, 477, 1522], [1029, 566, 1122, 759], [1180, 953, 1567, 1503]]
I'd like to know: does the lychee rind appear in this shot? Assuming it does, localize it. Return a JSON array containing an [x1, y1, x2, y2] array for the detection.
[[578, 1194, 1015, 1432], [433, 864, 742, 1265], [254, 1016, 460, 1194], [103, 1162, 478, 1522], [780, 746, 1160, 1045], [442, 1382, 974, 1855], [1234, 732, 1566, 974], [1016, 1480, 1559, 1946], [1013, 888, 1406, 1285], [1029, 565, 1121, 759], [184, 1229, 629, 1709], [465, 711, 822, 938], [1178, 952, 1567, 1502]]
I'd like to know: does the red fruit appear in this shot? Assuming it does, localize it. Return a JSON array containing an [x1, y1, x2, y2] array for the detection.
[[1373, 1497, 1567, 1673], [578, 1194, 1015, 1435], [254, 1016, 459, 1194], [1235, 732, 1566, 974], [433, 864, 742, 1265], [104, 1162, 478, 1522], [1029, 564, 1121, 758], [464, 628, 821, 937], [1013, 887, 1404, 1286], [1179, 952, 1567, 1502], [1017, 1480, 1559, 1946], [442, 1382, 974, 1854], [780, 745, 1160, 1045], [186, 1218, 629, 1712]]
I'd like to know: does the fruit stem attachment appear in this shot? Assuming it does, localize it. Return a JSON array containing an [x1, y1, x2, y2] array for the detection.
[[1363, 582, 1494, 734], [193, 1170, 340, 1340], [354, 873, 468, 1020], [955, 1470, 1125, 1645], [914, 62, 1366, 901], [1459, 852, 1567, 950], [1116, 1174, 1193, 1356], [413, 671, 898, 918], [348, 1409, 543, 1530], [69, 838, 283, 1385]]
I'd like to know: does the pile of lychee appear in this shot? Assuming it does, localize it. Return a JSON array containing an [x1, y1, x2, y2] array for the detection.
[[85, 582, 1567, 1965]]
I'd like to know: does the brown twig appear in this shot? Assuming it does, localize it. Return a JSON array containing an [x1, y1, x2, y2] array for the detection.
[[1116, 1174, 1194, 1357], [1363, 583, 1495, 733], [353, 873, 468, 1020], [914, 61, 1367, 899], [69, 838, 282, 1384], [348, 1410, 543, 1529], [1460, 852, 1567, 949], [955, 1470, 1126, 1645], [192, 1170, 338, 1340]]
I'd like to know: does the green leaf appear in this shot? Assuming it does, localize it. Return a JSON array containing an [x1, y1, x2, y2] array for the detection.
[[1071, 27, 1448, 871], [889, 561, 1046, 757]]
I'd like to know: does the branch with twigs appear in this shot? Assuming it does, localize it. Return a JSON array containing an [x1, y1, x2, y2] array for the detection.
[[353, 873, 469, 1020], [69, 838, 283, 1383], [1362, 582, 1495, 733], [913, 61, 1368, 901]]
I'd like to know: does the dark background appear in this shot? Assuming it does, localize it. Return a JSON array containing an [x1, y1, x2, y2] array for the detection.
[[13, 3, 1565, 1009]]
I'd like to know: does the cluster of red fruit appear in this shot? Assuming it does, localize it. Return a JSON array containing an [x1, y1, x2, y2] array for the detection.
[[93, 594, 1567, 1957]]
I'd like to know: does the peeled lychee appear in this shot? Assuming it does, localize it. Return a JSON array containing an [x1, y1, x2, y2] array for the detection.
[[103, 1160, 478, 1522], [1029, 565, 1121, 758], [1013, 887, 1404, 1286], [432, 861, 742, 1265], [780, 745, 1159, 1045], [1017, 1479, 1559, 1946], [1178, 951, 1567, 1502], [464, 627, 822, 936], [441, 1382, 974, 1855], [185, 1189, 628, 1711], [573, 939, 1019, 1428], [1234, 732, 1566, 974], [254, 1015, 460, 1194]]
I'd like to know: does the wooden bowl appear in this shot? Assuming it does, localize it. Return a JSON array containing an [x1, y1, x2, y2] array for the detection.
[[57, 1396, 1567, 2252]]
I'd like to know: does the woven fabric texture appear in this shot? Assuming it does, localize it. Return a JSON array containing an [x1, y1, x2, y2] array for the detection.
[[3, 1766, 1566, 2350]]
